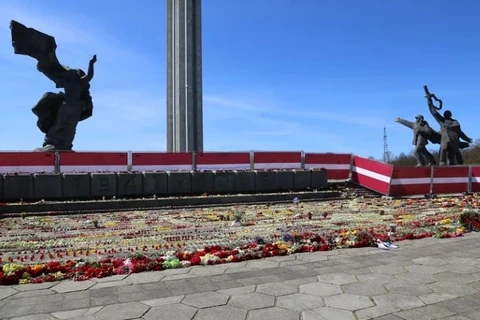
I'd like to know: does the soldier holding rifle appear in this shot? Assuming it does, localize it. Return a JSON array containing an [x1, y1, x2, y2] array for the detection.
[[424, 85, 472, 165], [394, 115, 437, 166]]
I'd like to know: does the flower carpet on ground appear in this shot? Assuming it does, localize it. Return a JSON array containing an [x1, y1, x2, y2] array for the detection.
[[0, 194, 479, 285]]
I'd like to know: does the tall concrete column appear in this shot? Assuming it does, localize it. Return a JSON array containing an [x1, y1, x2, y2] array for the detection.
[[167, 0, 203, 153]]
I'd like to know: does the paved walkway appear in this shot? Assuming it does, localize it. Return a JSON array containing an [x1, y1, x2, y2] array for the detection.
[[1, 233, 480, 320]]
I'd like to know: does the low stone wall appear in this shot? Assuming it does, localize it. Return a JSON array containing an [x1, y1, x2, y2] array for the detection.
[[1, 169, 328, 202]]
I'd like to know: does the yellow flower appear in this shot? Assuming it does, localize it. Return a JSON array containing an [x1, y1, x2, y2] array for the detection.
[[438, 218, 451, 225], [2, 263, 25, 274]]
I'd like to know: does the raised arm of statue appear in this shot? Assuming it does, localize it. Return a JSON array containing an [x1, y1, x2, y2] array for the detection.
[[82, 55, 97, 82], [428, 100, 445, 124], [394, 117, 414, 129]]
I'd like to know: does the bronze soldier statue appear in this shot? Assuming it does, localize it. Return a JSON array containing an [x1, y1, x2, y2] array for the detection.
[[394, 115, 437, 166], [10, 20, 97, 151], [424, 86, 472, 165]]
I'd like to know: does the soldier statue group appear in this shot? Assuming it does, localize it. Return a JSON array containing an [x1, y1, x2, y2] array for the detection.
[[395, 86, 472, 167]]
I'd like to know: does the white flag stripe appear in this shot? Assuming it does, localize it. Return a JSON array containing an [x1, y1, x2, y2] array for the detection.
[[352, 166, 391, 183]]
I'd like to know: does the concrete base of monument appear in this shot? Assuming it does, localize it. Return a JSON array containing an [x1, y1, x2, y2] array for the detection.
[[0, 169, 328, 202], [0, 190, 341, 216]]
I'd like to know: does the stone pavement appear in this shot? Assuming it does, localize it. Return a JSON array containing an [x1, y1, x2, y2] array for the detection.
[[1, 233, 480, 320]]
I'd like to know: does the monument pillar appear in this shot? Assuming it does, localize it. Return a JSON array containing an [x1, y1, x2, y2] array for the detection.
[[166, 0, 203, 152]]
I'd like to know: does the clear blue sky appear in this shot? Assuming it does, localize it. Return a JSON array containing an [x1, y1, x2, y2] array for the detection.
[[0, 0, 479, 159]]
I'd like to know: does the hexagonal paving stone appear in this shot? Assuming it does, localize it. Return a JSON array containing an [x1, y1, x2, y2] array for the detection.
[[443, 257, 478, 266], [125, 271, 165, 284], [346, 267, 372, 276], [325, 294, 373, 311], [256, 282, 298, 296], [394, 304, 455, 319], [182, 292, 228, 308], [412, 257, 449, 266], [433, 271, 477, 284], [427, 281, 478, 296], [296, 252, 328, 262], [193, 305, 246, 320], [12, 289, 55, 299], [440, 263, 479, 274], [247, 306, 299, 320], [356, 273, 397, 285], [228, 292, 274, 310], [355, 306, 401, 320], [92, 274, 128, 282], [245, 259, 280, 269], [317, 273, 357, 285], [373, 293, 425, 310], [276, 293, 324, 311], [404, 265, 444, 274], [342, 281, 387, 296], [9, 315, 57, 320], [218, 285, 255, 295], [394, 272, 438, 284], [51, 280, 96, 293], [13, 282, 56, 291], [418, 292, 458, 305], [141, 295, 185, 307], [369, 264, 407, 275], [299, 282, 342, 297], [144, 303, 197, 320], [268, 255, 297, 262], [302, 307, 356, 320], [385, 282, 433, 296], [189, 265, 226, 276], [52, 306, 103, 319], [95, 302, 150, 320], [0, 287, 18, 300]]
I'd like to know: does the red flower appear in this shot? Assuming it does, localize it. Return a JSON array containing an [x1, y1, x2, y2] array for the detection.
[[3, 273, 19, 285], [149, 261, 163, 271], [190, 256, 201, 265], [318, 244, 330, 251]]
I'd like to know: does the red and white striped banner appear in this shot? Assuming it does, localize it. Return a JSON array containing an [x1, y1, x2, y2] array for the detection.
[[131, 152, 192, 171], [253, 152, 301, 170], [351, 156, 392, 195], [389, 166, 431, 197], [304, 153, 351, 180], [59, 152, 128, 172], [0, 152, 55, 173], [471, 166, 480, 192], [196, 152, 250, 171], [432, 166, 469, 195]]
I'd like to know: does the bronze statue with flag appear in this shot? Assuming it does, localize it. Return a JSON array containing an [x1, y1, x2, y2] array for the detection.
[[10, 20, 97, 151]]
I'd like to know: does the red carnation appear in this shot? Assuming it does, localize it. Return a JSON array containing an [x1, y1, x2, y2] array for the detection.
[[190, 256, 201, 265]]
